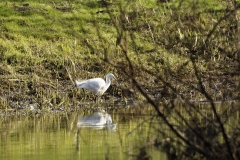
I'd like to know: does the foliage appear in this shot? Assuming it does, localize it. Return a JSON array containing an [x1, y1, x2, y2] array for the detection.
[[0, 0, 240, 159], [89, 0, 240, 159]]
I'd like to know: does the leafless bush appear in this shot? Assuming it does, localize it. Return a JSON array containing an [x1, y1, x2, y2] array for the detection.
[[89, 0, 240, 159]]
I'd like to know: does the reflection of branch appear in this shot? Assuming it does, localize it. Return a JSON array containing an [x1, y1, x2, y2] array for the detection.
[[190, 55, 234, 159], [107, 56, 211, 155], [126, 69, 212, 156]]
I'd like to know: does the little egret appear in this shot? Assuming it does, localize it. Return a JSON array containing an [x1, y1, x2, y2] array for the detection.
[[75, 73, 116, 97]]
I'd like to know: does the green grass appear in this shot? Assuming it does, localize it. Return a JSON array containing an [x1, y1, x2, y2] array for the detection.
[[0, 0, 238, 109]]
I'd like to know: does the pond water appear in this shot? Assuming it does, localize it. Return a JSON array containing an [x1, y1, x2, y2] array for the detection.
[[0, 105, 165, 160], [1, 100, 239, 160]]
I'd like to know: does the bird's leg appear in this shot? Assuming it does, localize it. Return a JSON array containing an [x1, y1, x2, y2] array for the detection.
[[94, 96, 96, 103], [95, 96, 100, 104], [80, 89, 86, 102]]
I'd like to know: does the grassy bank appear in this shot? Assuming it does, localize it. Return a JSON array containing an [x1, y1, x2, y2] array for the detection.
[[0, 0, 239, 110]]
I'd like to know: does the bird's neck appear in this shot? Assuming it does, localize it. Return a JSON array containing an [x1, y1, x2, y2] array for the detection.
[[105, 77, 111, 86]]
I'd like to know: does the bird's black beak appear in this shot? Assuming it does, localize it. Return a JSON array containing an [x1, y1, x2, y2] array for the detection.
[[114, 76, 119, 85]]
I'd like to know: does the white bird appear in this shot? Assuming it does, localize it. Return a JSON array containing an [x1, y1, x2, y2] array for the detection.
[[75, 73, 116, 96]]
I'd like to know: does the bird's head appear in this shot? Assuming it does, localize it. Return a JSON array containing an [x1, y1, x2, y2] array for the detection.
[[107, 73, 117, 80]]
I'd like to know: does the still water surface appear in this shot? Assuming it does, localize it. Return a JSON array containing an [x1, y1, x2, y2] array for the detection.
[[0, 106, 165, 160]]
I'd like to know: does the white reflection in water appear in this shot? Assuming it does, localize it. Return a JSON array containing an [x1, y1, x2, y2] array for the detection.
[[77, 111, 117, 130]]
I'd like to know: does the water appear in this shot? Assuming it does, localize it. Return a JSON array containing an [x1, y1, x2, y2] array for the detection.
[[0, 107, 165, 160], [2, 101, 238, 160]]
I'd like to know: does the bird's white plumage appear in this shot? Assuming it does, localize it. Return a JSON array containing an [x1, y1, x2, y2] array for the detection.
[[76, 73, 116, 96]]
